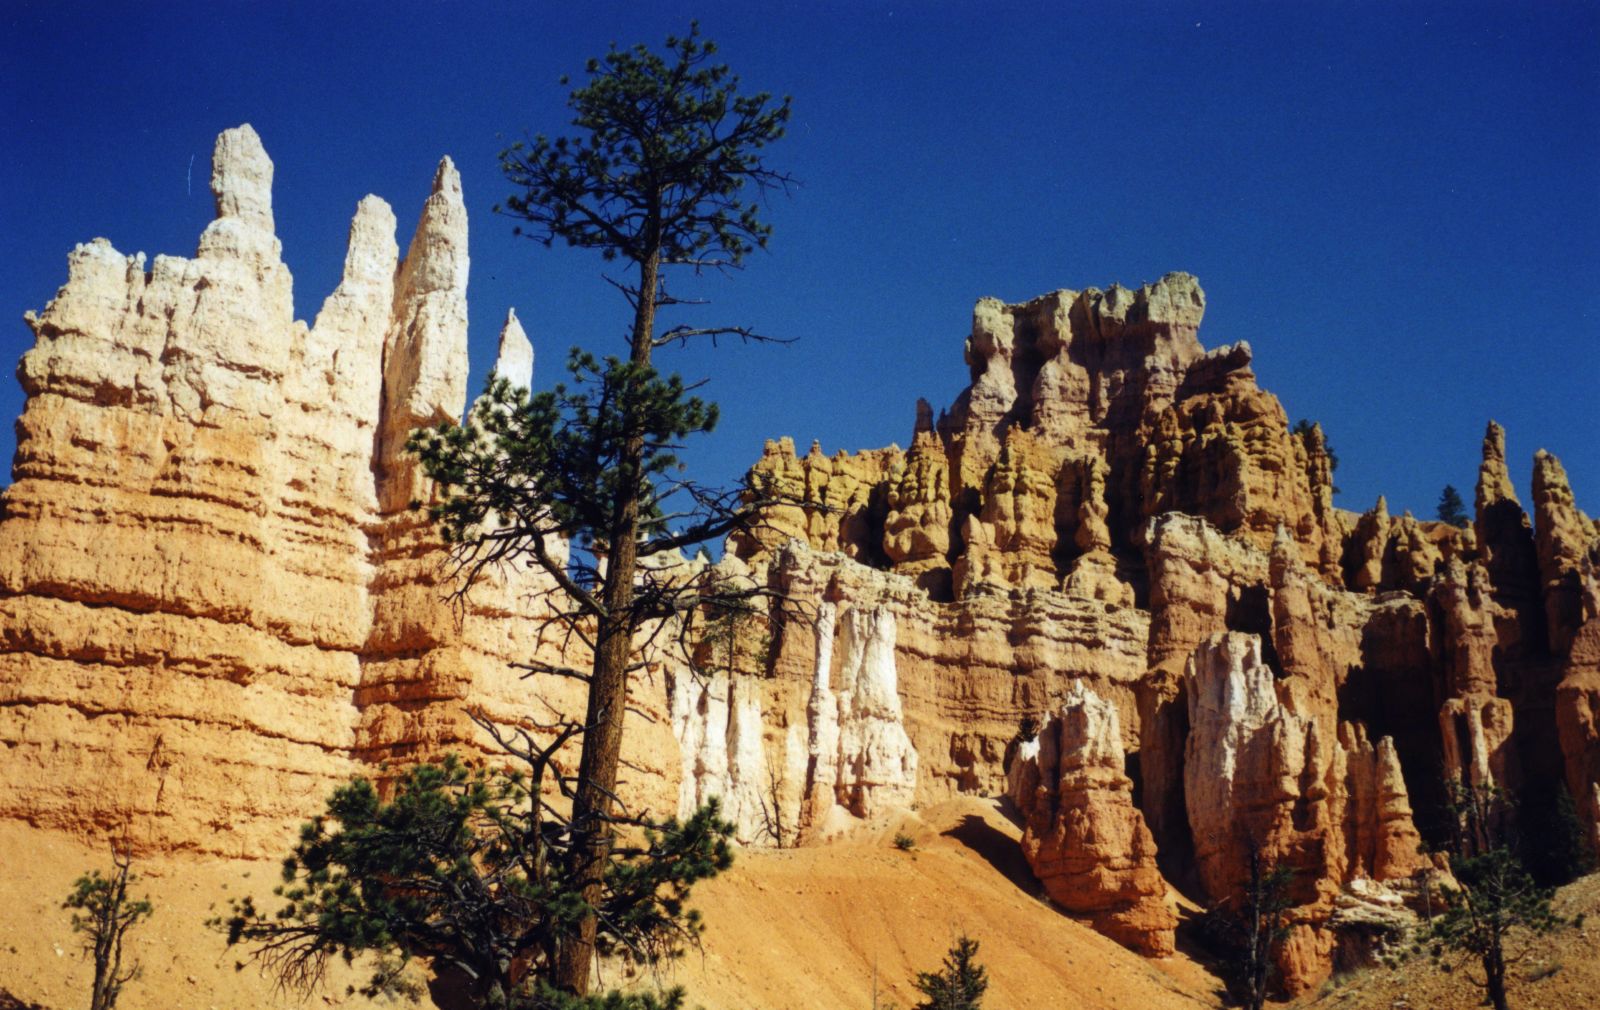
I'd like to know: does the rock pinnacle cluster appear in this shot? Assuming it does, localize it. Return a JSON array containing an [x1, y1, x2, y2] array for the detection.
[[2, 127, 1597, 996]]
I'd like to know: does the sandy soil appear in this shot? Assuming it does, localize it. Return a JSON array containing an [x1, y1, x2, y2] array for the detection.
[[0, 799, 1222, 1009], [659, 797, 1221, 1010], [7, 800, 1595, 1009], [1293, 871, 1600, 1010], [0, 818, 376, 1010]]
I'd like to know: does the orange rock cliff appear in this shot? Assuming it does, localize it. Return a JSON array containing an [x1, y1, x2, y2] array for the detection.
[[3, 126, 1598, 996]]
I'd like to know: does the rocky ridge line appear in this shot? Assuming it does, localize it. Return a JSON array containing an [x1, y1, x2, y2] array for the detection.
[[1, 127, 1597, 999]]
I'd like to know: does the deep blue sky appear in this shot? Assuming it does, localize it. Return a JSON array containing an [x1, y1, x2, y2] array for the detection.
[[4, 0, 1597, 520]]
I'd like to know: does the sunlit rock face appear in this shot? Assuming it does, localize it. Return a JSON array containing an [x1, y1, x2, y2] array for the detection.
[[2, 125, 1598, 997], [2, 125, 372, 856], [0, 125, 673, 858], [1176, 631, 1427, 991], [1556, 567, 1600, 852], [729, 273, 1596, 991], [1008, 680, 1175, 956]]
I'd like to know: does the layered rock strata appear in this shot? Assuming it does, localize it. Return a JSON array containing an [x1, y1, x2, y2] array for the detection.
[[0, 126, 674, 858], [2, 125, 1597, 999]]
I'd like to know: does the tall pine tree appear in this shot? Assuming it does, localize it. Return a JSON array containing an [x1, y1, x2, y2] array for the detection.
[[410, 24, 791, 995]]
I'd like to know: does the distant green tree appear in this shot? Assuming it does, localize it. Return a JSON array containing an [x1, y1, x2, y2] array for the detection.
[[1436, 484, 1470, 528], [64, 844, 153, 1010], [911, 936, 988, 1010], [1415, 781, 1579, 1010], [219, 715, 733, 1010]]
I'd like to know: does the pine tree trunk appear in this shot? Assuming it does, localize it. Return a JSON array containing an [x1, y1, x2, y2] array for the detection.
[[552, 248, 660, 996], [91, 908, 115, 1010], [1245, 849, 1268, 1010], [1485, 948, 1509, 1010]]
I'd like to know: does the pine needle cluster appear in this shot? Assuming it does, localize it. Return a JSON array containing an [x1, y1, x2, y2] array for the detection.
[[218, 749, 733, 1009], [911, 936, 988, 1010]]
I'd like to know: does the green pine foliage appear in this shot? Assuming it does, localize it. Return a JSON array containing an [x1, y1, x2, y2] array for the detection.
[[64, 846, 153, 1010], [497, 23, 791, 266], [410, 24, 792, 996], [1411, 781, 1580, 1010], [1436, 484, 1470, 528], [911, 936, 988, 1010], [1419, 847, 1567, 1010], [218, 753, 733, 1009], [412, 349, 720, 559], [412, 19, 793, 580]]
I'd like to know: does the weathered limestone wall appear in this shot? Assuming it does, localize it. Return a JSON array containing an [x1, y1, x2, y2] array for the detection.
[[2, 125, 1596, 999], [0, 127, 370, 855], [1008, 680, 1176, 956], [0, 126, 678, 858], [723, 276, 1597, 992]]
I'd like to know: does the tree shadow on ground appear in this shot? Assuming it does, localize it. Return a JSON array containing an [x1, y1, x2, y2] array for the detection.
[[1173, 903, 1235, 1006], [940, 813, 1042, 896]]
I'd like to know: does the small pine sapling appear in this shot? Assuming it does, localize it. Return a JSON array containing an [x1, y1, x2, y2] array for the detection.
[[1207, 840, 1294, 1010], [1412, 781, 1581, 1010], [64, 843, 153, 1010], [911, 936, 988, 1010]]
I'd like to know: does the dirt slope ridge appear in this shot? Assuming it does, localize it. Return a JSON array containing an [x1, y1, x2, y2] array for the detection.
[[8, 803, 1596, 1009], [665, 797, 1219, 1010], [0, 801, 1220, 1010]]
